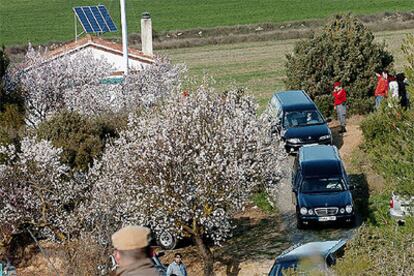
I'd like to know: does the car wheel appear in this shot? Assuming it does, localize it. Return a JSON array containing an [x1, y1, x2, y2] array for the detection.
[[156, 231, 177, 250]]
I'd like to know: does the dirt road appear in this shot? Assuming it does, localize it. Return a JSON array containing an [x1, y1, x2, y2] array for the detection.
[[270, 116, 364, 245]]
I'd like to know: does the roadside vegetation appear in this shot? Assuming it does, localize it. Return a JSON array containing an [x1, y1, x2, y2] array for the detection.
[[333, 35, 414, 275], [2, 0, 414, 45]]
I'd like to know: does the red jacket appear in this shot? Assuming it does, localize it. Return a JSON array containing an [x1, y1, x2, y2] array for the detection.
[[333, 88, 347, 105], [375, 76, 388, 97]]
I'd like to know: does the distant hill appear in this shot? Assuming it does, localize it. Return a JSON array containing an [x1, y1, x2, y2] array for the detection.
[[1, 0, 413, 46]]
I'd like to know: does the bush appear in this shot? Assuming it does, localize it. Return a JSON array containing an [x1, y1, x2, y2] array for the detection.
[[360, 103, 414, 194], [36, 111, 126, 172], [285, 14, 393, 117], [334, 195, 414, 275], [0, 104, 24, 146]]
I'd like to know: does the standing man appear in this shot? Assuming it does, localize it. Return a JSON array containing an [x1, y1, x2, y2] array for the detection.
[[111, 225, 160, 276], [166, 253, 187, 276], [333, 81, 347, 133], [374, 70, 389, 109]]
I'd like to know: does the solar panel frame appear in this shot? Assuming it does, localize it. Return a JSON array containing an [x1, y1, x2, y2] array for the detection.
[[73, 5, 117, 34]]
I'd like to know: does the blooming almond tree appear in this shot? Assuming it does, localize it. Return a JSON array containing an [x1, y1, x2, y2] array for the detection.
[[80, 87, 286, 275], [0, 137, 88, 244], [10, 46, 185, 125]]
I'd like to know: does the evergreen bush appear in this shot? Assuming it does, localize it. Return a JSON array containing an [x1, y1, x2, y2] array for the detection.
[[285, 14, 393, 117], [36, 111, 126, 172]]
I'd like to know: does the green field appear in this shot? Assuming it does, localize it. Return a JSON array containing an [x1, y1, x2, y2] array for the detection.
[[1, 0, 414, 46], [159, 28, 413, 111]]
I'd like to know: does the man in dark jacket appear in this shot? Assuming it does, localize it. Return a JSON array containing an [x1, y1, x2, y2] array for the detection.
[[112, 226, 160, 276], [396, 73, 410, 109]]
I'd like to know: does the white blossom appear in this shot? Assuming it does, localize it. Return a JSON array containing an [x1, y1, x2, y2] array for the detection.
[[9, 46, 186, 126], [0, 137, 88, 240], [75, 86, 287, 245]]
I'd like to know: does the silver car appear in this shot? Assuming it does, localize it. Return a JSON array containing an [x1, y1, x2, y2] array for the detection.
[[389, 192, 414, 224]]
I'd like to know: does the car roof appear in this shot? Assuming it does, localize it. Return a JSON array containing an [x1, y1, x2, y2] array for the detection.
[[276, 240, 347, 263], [299, 145, 342, 178], [273, 90, 316, 112]]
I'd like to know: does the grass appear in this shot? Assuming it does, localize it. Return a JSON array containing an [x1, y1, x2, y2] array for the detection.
[[251, 192, 275, 214], [160, 28, 413, 111], [1, 0, 414, 46]]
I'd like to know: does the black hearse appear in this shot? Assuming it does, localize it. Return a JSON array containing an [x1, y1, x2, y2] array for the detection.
[[292, 145, 355, 228], [268, 90, 331, 152]]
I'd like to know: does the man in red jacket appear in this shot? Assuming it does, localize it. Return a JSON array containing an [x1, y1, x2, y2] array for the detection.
[[333, 81, 347, 133], [374, 70, 389, 109]]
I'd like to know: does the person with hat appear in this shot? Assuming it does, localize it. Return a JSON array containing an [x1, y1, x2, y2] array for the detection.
[[333, 81, 347, 133], [111, 225, 160, 276]]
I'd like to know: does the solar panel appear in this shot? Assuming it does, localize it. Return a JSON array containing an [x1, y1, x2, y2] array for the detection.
[[98, 5, 118, 32], [73, 5, 117, 34]]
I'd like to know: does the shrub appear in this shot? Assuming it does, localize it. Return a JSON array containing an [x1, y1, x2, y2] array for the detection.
[[360, 103, 414, 195], [36, 111, 125, 172], [285, 14, 393, 117], [334, 195, 414, 275], [0, 104, 24, 147]]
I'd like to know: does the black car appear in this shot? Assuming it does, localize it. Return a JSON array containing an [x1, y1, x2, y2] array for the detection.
[[268, 90, 332, 153], [292, 145, 355, 228]]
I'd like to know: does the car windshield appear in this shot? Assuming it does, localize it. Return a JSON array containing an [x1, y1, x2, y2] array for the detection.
[[283, 110, 324, 128], [301, 178, 345, 193]]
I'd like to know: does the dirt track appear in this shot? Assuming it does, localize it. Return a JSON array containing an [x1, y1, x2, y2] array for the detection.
[[270, 116, 364, 246]]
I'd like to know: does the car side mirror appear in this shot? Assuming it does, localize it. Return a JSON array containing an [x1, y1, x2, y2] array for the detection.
[[326, 118, 332, 123], [349, 185, 355, 191]]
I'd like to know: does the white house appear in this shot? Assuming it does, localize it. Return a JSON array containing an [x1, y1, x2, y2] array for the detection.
[[44, 35, 154, 75], [41, 13, 155, 75]]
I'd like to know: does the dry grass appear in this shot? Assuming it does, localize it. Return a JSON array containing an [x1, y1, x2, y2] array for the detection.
[[159, 28, 414, 111]]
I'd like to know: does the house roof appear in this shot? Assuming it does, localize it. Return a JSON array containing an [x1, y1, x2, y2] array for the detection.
[[45, 34, 154, 64]]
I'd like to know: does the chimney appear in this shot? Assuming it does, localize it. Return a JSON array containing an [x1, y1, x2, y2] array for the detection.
[[141, 12, 153, 57]]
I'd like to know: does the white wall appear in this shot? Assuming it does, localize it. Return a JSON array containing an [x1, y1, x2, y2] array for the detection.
[[75, 47, 149, 72]]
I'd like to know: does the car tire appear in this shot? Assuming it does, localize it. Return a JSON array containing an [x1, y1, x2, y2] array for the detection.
[[156, 231, 177, 250]]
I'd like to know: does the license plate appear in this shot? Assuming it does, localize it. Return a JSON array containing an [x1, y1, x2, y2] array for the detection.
[[318, 216, 336, 222]]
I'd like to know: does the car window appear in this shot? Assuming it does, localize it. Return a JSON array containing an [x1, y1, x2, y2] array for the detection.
[[283, 110, 324, 128], [270, 97, 283, 121], [301, 178, 345, 193]]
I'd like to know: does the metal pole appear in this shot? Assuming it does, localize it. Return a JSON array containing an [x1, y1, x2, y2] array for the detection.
[[120, 0, 129, 75]]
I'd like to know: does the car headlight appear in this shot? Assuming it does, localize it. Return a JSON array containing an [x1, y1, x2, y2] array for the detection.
[[287, 138, 301, 144], [300, 207, 308, 215], [345, 205, 353, 213], [308, 209, 314, 215], [319, 134, 331, 141], [340, 208, 345, 214]]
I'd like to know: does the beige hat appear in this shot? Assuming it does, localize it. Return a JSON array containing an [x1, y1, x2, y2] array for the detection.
[[112, 225, 151, 250]]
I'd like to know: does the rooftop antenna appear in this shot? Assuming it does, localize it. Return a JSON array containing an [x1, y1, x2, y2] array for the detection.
[[120, 0, 129, 75]]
